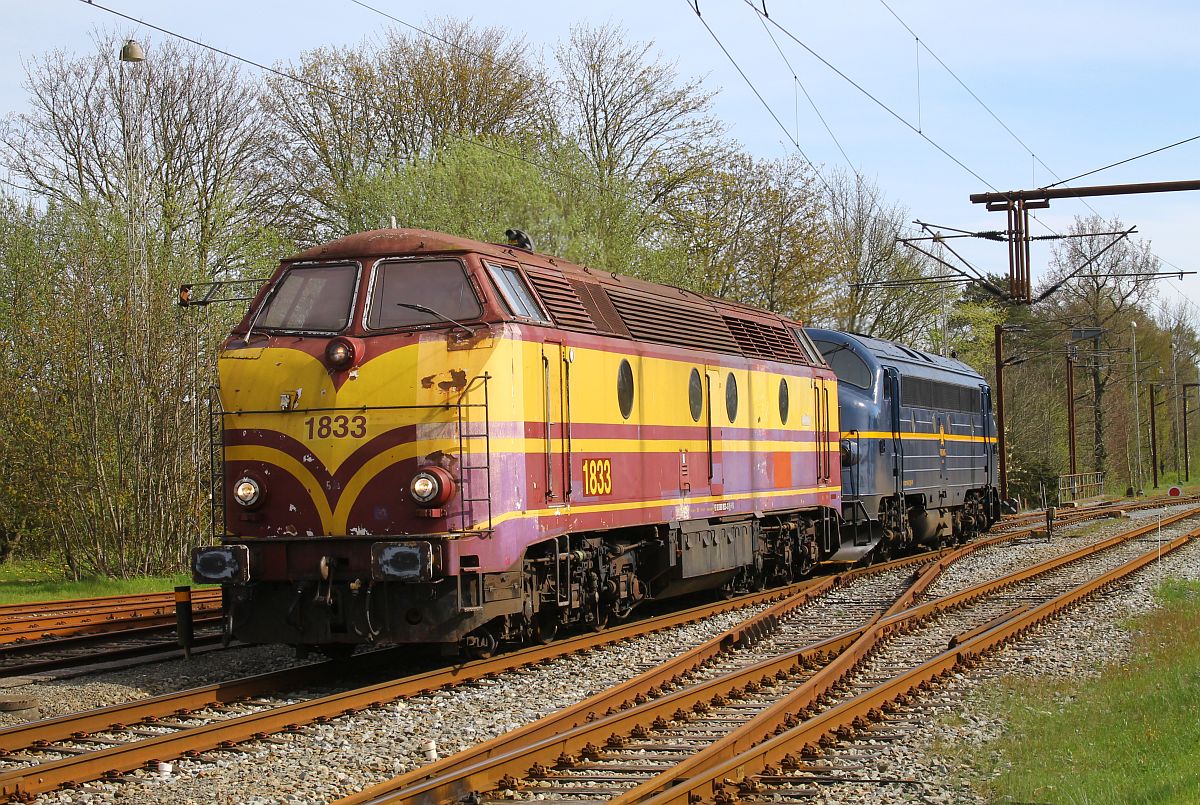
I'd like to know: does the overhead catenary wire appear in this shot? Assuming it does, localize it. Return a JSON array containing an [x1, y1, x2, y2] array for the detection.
[[686, 1, 832, 196], [872, 0, 1200, 322], [1041, 134, 1200, 191], [738, 0, 1000, 194], [750, 9, 856, 175]]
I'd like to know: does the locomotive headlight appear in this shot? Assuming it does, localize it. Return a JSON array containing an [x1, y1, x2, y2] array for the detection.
[[410, 472, 439, 504], [233, 476, 262, 508], [325, 338, 356, 369], [408, 466, 455, 508]]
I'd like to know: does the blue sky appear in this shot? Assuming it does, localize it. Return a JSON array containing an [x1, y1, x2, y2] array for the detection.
[[4, 1, 1198, 325]]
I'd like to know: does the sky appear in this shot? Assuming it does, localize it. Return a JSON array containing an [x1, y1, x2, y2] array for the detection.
[[3, 0, 1199, 330]]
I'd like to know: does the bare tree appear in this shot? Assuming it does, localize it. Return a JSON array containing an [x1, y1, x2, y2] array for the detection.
[[1044, 215, 1158, 477], [264, 19, 551, 237], [2, 32, 278, 275], [554, 22, 722, 203], [817, 171, 938, 343]]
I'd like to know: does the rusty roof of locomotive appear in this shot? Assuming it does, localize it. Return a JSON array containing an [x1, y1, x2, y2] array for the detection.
[[285, 228, 798, 327]]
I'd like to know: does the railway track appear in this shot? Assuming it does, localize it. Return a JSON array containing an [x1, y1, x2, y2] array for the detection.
[[0, 589, 222, 644], [0, 547, 968, 801], [0, 499, 1187, 801], [0, 589, 224, 679], [335, 504, 1199, 804]]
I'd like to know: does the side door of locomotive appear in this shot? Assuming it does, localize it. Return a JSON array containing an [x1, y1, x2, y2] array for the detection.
[[881, 366, 905, 497], [704, 367, 724, 495], [980, 384, 994, 489], [812, 375, 834, 488], [541, 341, 572, 504]]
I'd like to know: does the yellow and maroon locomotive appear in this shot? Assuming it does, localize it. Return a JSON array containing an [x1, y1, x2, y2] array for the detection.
[[192, 228, 847, 654]]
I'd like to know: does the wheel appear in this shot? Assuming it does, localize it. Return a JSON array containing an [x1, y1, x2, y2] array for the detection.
[[532, 607, 559, 644], [461, 626, 499, 659]]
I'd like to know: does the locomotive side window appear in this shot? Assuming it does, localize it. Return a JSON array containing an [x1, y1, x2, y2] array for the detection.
[[779, 378, 790, 424], [812, 339, 871, 389], [901, 378, 983, 412], [726, 372, 738, 422], [485, 261, 549, 323], [366, 259, 482, 330], [791, 327, 825, 365], [617, 359, 635, 419], [688, 368, 703, 422], [257, 264, 358, 333]]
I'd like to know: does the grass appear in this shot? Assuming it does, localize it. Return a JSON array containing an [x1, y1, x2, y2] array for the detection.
[[0, 558, 191, 605], [968, 579, 1200, 804]]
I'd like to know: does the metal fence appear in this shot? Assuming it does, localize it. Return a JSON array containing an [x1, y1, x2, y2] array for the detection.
[[1057, 472, 1106, 505]]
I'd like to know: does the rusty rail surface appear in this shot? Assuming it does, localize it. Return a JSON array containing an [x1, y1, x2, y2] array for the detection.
[[0, 589, 221, 619], [0, 567, 881, 800], [0, 590, 222, 644], [0, 500, 1180, 801], [345, 505, 1200, 805], [643, 529, 1196, 805]]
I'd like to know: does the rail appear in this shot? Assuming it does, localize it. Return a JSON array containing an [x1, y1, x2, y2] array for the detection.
[[340, 505, 1199, 804]]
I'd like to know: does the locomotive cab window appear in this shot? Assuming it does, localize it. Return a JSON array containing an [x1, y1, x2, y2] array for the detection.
[[366, 258, 482, 330], [812, 339, 872, 390], [256, 263, 358, 333], [485, 261, 549, 323]]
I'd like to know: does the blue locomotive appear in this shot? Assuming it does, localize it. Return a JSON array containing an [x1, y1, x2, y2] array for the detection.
[[807, 329, 1001, 559]]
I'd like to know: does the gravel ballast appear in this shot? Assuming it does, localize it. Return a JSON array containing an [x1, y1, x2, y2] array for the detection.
[[14, 504, 1200, 804]]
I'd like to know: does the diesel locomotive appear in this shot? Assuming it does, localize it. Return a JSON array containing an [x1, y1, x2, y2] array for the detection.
[[806, 329, 1000, 559], [190, 227, 999, 655]]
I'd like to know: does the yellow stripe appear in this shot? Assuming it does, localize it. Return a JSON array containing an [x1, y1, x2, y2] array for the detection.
[[844, 430, 997, 444], [229, 441, 839, 535], [480, 485, 841, 530], [226, 446, 335, 530]]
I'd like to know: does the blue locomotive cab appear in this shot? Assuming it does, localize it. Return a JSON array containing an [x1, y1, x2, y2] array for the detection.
[[806, 329, 1000, 559]]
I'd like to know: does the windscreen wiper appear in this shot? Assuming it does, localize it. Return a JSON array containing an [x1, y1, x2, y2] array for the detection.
[[396, 302, 476, 336]]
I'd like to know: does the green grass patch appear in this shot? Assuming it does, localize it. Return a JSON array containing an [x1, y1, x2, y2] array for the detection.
[[969, 578, 1200, 804], [0, 558, 191, 605]]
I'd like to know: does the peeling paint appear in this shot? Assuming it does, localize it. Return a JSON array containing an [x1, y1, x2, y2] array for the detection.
[[438, 368, 468, 392]]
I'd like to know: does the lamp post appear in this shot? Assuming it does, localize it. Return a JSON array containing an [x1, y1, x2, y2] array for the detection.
[[994, 324, 1028, 502]]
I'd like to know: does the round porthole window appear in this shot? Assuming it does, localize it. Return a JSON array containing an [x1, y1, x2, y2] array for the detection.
[[725, 372, 738, 422], [688, 368, 703, 422], [617, 359, 635, 419], [779, 379, 790, 424]]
